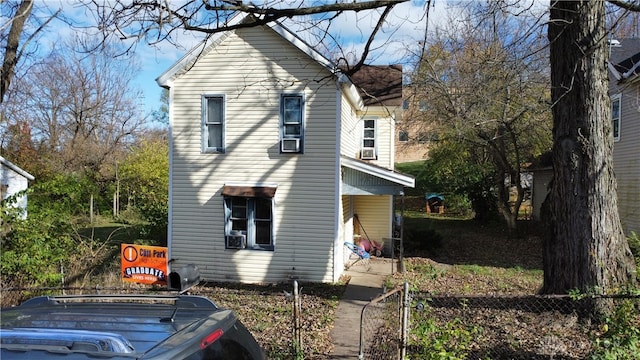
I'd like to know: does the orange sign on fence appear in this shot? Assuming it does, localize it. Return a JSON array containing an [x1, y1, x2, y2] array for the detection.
[[121, 244, 168, 285]]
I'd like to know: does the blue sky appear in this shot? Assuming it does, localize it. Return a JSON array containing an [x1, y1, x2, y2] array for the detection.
[[22, 0, 544, 121], [24, 0, 450, 120]]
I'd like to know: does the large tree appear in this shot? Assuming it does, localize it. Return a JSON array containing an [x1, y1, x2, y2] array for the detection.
[[542, 0, 636, 295]]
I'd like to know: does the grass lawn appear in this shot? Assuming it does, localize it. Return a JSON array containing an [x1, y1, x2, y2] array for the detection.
[[391, 214, 544, 295]]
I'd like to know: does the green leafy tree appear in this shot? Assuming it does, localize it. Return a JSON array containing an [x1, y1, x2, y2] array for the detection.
[[408, 4, 551, 229], [1, 196, 75, 288], [119, 131, 169, 243], [423, 141, 497, 222]]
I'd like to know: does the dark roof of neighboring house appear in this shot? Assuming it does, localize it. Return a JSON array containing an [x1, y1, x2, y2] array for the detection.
[[610, 38, 640, 81], [347, 64, 403, 107]]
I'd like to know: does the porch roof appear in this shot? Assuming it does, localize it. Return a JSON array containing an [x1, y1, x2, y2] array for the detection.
[[341, 156, 415, 196]]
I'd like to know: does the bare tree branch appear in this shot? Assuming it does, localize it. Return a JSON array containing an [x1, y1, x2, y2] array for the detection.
[[608, 0, 640, 12], [2, 0, 32, 104]]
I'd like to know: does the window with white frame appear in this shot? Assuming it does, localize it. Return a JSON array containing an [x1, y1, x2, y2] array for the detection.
[[611, 93, 621, 141], [202, 95, 225, 153], [224, 195, 274, 251], [280, 94, 304, 153], [361, 118, 376, 159]]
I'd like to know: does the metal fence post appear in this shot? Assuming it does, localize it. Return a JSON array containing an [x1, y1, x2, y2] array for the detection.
[[293, 280, 302, 357], [401, 282, 409, 359]]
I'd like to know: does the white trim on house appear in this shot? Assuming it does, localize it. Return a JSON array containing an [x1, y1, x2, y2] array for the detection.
[[333, 87, 343, 282], [339, 77, 365, 111], [608, 62, 623, 81], [267, 21, 335, 71], [0, 156, 34, 181]]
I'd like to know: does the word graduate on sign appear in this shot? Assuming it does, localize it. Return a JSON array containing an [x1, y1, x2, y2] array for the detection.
[[121, 244, 168, 285]]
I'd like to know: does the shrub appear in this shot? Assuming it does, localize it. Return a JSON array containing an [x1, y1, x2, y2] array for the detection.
[[589, 299, 640, 360], [408, 304, 481, 360], [1, 205, 75, 287]]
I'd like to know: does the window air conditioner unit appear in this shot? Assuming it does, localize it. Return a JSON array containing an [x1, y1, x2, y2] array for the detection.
[[281, 138, 301, 153], [361, 148, 376, 160], [226, 234, 246, 249]]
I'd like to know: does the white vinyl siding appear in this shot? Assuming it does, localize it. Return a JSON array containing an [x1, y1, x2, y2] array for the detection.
[[168, 26, 339, 283], [375, 115, 395, 168], [353, 195, 393, 244], [612, 84, 640, 234], [340, 93, 360, 158]]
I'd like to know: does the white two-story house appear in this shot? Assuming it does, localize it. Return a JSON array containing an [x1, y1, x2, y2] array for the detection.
[[156, 14, 414, 283]]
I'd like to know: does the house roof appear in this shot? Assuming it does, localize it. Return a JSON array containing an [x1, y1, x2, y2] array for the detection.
[[608, 38, 640, 82], [341, 155, 415, 188], [156, 13, 403, 109], [0, 156, 35, 181], [347, 65, 403, 107]]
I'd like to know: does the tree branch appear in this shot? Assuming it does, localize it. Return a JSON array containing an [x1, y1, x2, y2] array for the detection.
[[607, 0, 640, 12]]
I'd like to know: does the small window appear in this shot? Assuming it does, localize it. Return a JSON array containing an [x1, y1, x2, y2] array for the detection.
[[398, 130, 409, 142], [202, 95, 225, 153], [361, 118, 376, 159], [402, 99, 409, 110], [419, 100, 428, 112], [224, 193, 274, 251], [611, 93, 621, 141], [280, 94, 304, 153]]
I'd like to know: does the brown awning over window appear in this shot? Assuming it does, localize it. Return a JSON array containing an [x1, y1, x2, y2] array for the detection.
[[221, 185, 277, 198]]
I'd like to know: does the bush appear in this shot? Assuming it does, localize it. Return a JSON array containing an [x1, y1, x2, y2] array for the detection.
[[1, 205, 75, 287], [589, 299, 640, 360], [408, 304, 482, 360]]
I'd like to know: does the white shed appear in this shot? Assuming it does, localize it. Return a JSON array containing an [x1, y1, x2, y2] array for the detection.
[[1, 156, 35, 218]]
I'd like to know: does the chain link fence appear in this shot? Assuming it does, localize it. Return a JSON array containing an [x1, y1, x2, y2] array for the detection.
[[358, 286, 640, 360], [359, 284, 408, 359], [1, 282, 332, 359], [4, 285, 639, 359]]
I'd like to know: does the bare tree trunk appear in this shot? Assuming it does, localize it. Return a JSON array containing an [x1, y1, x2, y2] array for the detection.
[[543, 1, 636, 296], [1, 0, 33, 103]]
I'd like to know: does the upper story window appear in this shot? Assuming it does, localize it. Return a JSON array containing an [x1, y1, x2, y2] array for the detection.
[[361, 118, 376, 160], [280, 94, 304, 153], [611, 93, 621, 142], [202, 95, 225, 153], [398, 130, 409, 142]]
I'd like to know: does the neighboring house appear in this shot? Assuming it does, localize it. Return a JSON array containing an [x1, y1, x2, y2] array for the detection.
[[0, 156, 35, 219], [531, 39, 640, 231], [394, 85, 434, 164], [156, 14, 414, 283], [609, 38, 640, 235]]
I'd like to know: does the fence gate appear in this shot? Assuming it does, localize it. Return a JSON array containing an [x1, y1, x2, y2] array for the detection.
[[358, 283, 408, 360]]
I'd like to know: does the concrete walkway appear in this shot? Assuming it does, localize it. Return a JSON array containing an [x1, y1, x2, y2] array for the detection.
[[328, 257, 397, 359]]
